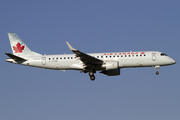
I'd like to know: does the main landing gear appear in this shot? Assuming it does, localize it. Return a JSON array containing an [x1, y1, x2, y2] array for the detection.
[[89, 71, 95, 81], [155, 66, 160, 75]]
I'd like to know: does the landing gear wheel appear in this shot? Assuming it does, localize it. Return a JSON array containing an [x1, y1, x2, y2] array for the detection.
[[90, 75, 95, 81], [155, 66, 160, 75], [156, 71, 159, 75], [89, 70, 96, 81], [89, 71, 94, 76]]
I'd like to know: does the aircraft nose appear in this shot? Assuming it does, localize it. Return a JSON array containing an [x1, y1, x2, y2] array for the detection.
[[170, 58, 176, 64]]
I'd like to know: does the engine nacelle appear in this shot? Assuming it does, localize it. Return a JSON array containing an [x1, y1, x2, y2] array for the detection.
[[100, 69, 120, 76], [102, 61, 119, 70]]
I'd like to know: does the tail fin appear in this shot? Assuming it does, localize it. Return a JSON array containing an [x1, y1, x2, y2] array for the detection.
[[8, 33, 41, 57]]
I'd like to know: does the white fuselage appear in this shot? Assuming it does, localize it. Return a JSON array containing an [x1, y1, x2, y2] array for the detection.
[[6, 51, 176, 71]]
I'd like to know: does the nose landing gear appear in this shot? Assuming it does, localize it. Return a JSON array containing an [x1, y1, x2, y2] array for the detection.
[[155, 66, 160, 75]]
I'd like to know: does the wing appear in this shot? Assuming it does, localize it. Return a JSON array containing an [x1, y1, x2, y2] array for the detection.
[[66, 42, 103, 65]]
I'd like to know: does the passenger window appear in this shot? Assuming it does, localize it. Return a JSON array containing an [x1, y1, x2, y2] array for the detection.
[[114, 56, 115, 57], [49, 58, 51, 60], [136, 55, 138, 57], [125, 55, 127, 57], [121, 55, 123, 57], [129, 55, 130, 57], [106, 56, 108, 58], [144, 55, 146, 56], [64, 57, 66, 59], [56, 58, 58, 60], [117, 55, 119, 57], [101, 56, 103, 58], [140, 55, 142, 57], [97, 56, 99, 58]]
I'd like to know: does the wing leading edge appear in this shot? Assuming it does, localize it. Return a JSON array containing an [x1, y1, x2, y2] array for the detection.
[[66, 42, 103, 65]]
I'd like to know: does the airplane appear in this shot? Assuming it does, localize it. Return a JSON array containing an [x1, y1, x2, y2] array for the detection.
[[5, 33, 176, 81]]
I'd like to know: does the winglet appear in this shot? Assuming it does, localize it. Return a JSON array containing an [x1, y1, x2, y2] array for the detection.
[[66, 42, 77, 51]]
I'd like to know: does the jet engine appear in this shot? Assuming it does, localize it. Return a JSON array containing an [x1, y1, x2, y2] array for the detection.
[[100, 69, 120, 76], [101, 61, 119, 70]]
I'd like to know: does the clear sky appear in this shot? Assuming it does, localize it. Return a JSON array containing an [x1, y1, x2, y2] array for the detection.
[[1, 0, 179, 120]]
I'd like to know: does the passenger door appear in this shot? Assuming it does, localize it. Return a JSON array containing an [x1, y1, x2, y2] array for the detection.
[[42, 57, 46, 65], [152, 53, 156, 61]]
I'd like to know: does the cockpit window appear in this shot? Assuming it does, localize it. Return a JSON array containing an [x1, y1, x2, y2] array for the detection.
[[161, 53, 167, 56]]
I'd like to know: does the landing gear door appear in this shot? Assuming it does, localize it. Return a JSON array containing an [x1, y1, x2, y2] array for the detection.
[[152, 53, 156, 61], [42, 57, 46, 65]]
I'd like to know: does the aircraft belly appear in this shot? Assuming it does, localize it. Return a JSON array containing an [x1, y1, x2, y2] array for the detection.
[[21, 60, 42, 68], [120, 59, 138, 67], [59, 60, 81, 70], [27, 59, 82, 70], [120, 57, 154, 67]]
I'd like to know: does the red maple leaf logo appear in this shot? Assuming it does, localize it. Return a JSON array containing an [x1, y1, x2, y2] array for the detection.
[[13, 43, 25, 53], [141, 52, 145, 54]]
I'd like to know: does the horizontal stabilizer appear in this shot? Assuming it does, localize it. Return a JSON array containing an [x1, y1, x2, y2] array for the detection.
[[5, 53, 27, 61]]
